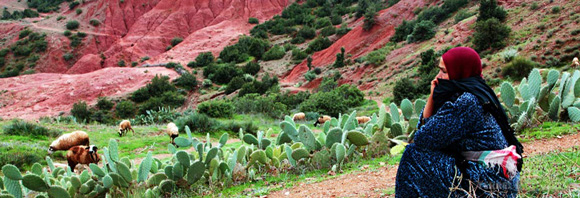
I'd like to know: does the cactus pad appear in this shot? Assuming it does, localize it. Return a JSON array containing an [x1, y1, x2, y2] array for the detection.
[[2, 165, 21, 180], [47, 186, 70, 198], [22, 174, 49, 192], [291, 148, 310, 161], [400, 99, 413, 120], [298, 125, 317, 151], [325, 128, 343, 148], [346, 131, 369, 146], [103, 175, 113, 189]]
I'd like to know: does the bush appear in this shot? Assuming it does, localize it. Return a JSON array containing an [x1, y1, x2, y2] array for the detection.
[[248, 17, 259, 24], [407, 20, 436, 43], [477, 0, 507, 22], [393, 78, 418, 104], [299, 91, 348, 117], [75, 8, 82, 15], [363, 7, 377, 31], [130, 75, 176, 102], [3, 119, 61, 137], [275, 91, 310, 110], [321, 26, 336, 36], [225, 76, 245, 94], [238, 74, 279, 97], [473, 18, 511, 51], [297, 26, 316, 39], [90, 109, 114, 124], [206, 63, 243, 84], [501, 57, 536, 80], [219, 45, 248, 63], [304, 70, 316, 81], [551, 6, 560, 14], [63, 53, 74, 61], [69, 1, 79, 9], [263, 45, 286, 61], [165, 62, 179, 68], [66, 20, 80, 30], [174, 112, 218, 133], [290, 36, 305, 44], [530, 2, 538, 10], [19, 29, 32, 39], [138, 91, 185, 115], [141, 56, 150, 62], [197, 100, 234, 118], [0, 143, 46, 171], [243, 62, 260, 75], [232, 94, 288, 119], [96, 97, 114, 110], [291, 48, 308, 61], [170, 37, 184, 47], [173, 72, 198, 91], [89, 19, 100, 26], [454, 9, 474, 23], [63, 30, 72, 36], [336, 23, 351, 36], [202, 79, 213, 88], [117, 60, 126, 67], [365, 50, 386, 65], [335, 84, 364, 107], [71, 101, 92, 122], [307, 37, 332, 52], [237, 36, 269, 60], [193, 52, 214, 68], [315, 17, 332, 29], [218, 121, 259, 135], [391, 20, 416, 42], [22, 9, 39, 18]]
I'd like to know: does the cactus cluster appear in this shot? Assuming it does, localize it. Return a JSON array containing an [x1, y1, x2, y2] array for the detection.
[[499, 68, 580, 131]]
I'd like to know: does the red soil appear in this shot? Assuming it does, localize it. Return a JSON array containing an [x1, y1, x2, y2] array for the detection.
[[0, 67, 178, 120]]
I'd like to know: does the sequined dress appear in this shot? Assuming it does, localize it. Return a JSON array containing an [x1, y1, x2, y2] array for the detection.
[[395, 92, 519, 197]]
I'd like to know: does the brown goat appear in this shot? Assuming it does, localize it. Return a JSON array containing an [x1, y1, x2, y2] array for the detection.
[[66, 145, 101, 172]]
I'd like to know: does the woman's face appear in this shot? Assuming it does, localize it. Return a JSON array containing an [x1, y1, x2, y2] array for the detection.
[[436, 58, 449, 80]]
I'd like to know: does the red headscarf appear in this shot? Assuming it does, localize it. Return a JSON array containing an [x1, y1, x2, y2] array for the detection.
[[441, 47, 482, 80]]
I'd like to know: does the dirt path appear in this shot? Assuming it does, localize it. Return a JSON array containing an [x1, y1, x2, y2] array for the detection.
[[267, 132, 580, 198]]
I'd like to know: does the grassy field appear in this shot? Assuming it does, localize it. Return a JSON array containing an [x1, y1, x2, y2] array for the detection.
[[1, 114, 579, 197]]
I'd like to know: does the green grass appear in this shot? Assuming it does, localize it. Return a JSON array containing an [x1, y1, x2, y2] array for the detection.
[[519, 122, 580, 142], [520, 147, 580, 196]]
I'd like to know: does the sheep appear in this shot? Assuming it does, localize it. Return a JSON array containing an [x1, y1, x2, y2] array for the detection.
[[166, 122, 179, 146], [356, 116, 371, 124], [292, 112, 306, 122], [66, 145, 101, 172], [314, 115, 331, 126], [573, 57, 579, 67], [118, 120, 135, 137], [48, 131, 90, 154]]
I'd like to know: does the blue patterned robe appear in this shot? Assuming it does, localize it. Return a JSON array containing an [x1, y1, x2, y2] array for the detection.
[[395, 92, 519, 197]]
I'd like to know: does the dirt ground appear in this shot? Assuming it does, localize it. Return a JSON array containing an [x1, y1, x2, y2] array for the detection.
[[266, 132, 580, 198]]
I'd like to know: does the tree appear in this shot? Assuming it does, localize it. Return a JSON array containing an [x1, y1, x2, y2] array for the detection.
[[66, 20, 80, 30], [393, 78, 417, 104], [472, 18, 511, 52], [115, 100, 136, 118], [307, 56, 313, 70], [478, 0, 507, 22], [194, 52, 214, 67], [363, 7, 377, 31], [333, 47, 345, 68], [408, 20, 436, 43], [71, 101, 91, 122]]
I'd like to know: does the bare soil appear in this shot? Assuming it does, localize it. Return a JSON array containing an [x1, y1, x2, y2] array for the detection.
[[266, 132, 580, 198]]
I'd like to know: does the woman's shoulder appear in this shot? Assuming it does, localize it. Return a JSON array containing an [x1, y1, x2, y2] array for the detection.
[[441, 92, 480, 111]]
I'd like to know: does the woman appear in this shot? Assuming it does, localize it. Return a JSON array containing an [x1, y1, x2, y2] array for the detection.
[[395, 47, 523, 197]]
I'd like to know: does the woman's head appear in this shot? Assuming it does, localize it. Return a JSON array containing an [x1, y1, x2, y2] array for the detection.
[[440, 47, 482, 80]]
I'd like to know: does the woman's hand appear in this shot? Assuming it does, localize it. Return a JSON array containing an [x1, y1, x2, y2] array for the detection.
[[430, 78, 439, 95], [423, 78, 439, 119]]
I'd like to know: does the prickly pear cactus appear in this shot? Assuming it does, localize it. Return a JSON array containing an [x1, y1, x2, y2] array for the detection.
[[390, 103, 400, 123], [242, 134, 259, 146], [298, 125, 317, 151], [47, 186, 70, 198], [389, 122, 403, 138], [547, 69, 560, 89], [549, 96, 561, 121], [291, 148, 310, 161], [568, 107, 580, 122], [138, 152, 153, 183], [414, 99, 426, 117], [2, 165, 22, 180], [400, 99, 413, 120], [22, 175, 49, 192], [325, 128, 342, 148], [346, 131, 369, 146], [501, 82, 516, 108]]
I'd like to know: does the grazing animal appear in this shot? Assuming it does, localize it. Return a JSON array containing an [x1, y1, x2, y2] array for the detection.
[[292, 112, 306, 121], [166, 122, 179, 146], [118, 120, 135, 137], [314, 115, 331, 126], [66, 145, 101, 172], [356, 116, 371, 124], [48, 131, 90, 154], [573, 57, 579, 67]]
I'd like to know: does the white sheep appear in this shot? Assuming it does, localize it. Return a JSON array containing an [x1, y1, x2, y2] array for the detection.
[[166, 122, 179, 146], [292, 112, 306, 121], [48, 131, 90, 154]]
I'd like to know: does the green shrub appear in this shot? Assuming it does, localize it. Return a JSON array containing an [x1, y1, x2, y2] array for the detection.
[[501, 56, 536, 80], [69, 35, 82, 47], [393, 78, 418, 104], [117, 60, 126, 67], [454, 9, 474, 23], [0, 48, 9, 57], [238, 74, 279, 97], [63, 30, 72, 36], [69, 1, 79, 9], [243, 62, 260, 75], [174, 112, 218, 133], [365, 50, 386, 65], [197, 100, 234, 118], [275, 91, 310, 110], [263, 45, 286, 61], [407, 20, 436, 43], [90, 109, 114, 124], [96, 97, 114, 110], [304, 70, 316, 81], [391, 20, 416, 42], [71, 101, 92, 122], [297, 26, 316, 39], [170, 37, 183, 47], [138, 91, 185, 114], [315, 17, 332, 29], [219, 45, 248, 63], [3, 119, 61, 137], [290, 36, 305, 44], [77, 32, 87, 38], [202, 79, 213, 88], [299, 91, 348, 117], [363, 7, 377, 31], [130, 75, 177, 102], [205, 63, 243, 84], [140, 56, 150, 62], [333, 47, 345, 68], [237, 36, 269, 60], [530, 2, 538, 10], [131, 61, 138, 67], [0, 143, 46, 170], [232, 93, 288, 119], [307, 37, 332, 52], [218, 120, 259, 135], [173, 72, 198, 91], [330, 14, 342, 25], [225, 76, 245, 94], [22, 9, 39, 18], [63, 53, 74, 61], [75, 8, 82, 15], [291, 48, 308, 61], [115, 100, 136, 118], [89, 19, 100, 26], [248, 17, 259, 24], [551, 6, 560, 14], [335, 84, 364, 107], [477, 0, 507, 22], [321, 26, 336, 36], [473, 18, 511, 51], [336, 23, 351, 36], [66, 20, 80, 30], [19, 29, 32, 39], [193, 52, 214, 68], [165, 62, 179, 68]]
